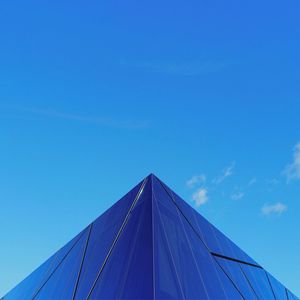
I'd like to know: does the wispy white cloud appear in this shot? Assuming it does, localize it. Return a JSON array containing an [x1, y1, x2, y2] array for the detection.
[[213, 162, 235, 184], [283, 142, 300, 182], [231, 192, 244, 201], [5, 105, 149, 129], [266, 178, 280, 192], [192, 188, 208, 206], [125, 59, 231, 76], [230, 177, 256, 200], [248, 178, 257, 187], [261, 202, 287, 216], [267, 178, 280, 186], [186, 174, 206, 188]]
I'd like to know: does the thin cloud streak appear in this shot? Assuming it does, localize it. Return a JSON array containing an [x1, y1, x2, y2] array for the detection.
[[267, 178, 280, 186], [213, 162, 235, 184], [283, 142, 300, 182], [186, 174, 206, 188], [231, 192, 244, 201], [5, 105, 149, 129], [261, 203, 287, 216], [248, 178, 257, 187]]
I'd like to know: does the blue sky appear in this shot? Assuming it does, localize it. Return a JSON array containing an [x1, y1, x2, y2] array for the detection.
[[1, 0, 300, 296]]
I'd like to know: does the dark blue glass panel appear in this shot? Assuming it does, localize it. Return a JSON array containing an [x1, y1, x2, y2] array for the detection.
[[266, 272, 288, 299], [74, 181, 142, 299], [178, 212, 244, 299], [34, 227, 90, 300], [153, 204, 185, 299], [240, 264, 275, 299], [154, 200, 209, 298], [88, 180, 153, 299], [158, 177, 258, 266], [287, 290, 300, 300], [153, 178, 242, 300], [4, 231, 83, 300], [216, 258, 258, 299]]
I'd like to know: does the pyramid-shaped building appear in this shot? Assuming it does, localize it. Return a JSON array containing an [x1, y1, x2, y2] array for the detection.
[[3, 174, 298, 300]]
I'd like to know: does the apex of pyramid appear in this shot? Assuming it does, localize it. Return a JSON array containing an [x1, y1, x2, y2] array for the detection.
[[144, 172, 158, 181]]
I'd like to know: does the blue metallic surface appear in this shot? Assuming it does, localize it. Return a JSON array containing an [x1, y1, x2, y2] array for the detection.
[[2, 174, 298, 299]]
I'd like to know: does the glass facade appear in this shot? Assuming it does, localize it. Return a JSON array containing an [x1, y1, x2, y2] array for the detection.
[[2, 174, 298, 300]]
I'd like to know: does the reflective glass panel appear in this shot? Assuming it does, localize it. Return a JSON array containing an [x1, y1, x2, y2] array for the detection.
[[216, 258, 258, 299], [88, 180, 153, 299], [73, 181, 142, 299], [4, 230, 83, 300], [159, 177, 258, 266], [240, 264, 275, 299], [266, 271, 288, 300], [153, 178, 242, 300], [34, 227, 90, 300], [287, 290, 300, 300]]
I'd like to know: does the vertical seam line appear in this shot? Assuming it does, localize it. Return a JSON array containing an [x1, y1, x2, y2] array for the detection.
[[31, 230, 86, 299], [175, 207, 210, 299], [153, 193, 186, 299], [85, 178, 148, 300], [212, 256, 246, 300], [151, 176, 156, 300], [239, 264, 259, 299], [285, 288, 290, 300], [72, 223, 94, 300], [265, 271, 277, 300], [157, 178, 246, 299]]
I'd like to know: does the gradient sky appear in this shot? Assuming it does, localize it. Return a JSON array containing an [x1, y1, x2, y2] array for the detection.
[[1, 0, 300, 297]]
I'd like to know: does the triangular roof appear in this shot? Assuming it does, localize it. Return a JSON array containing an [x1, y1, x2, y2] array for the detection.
[[3, 174, 298, 299]]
